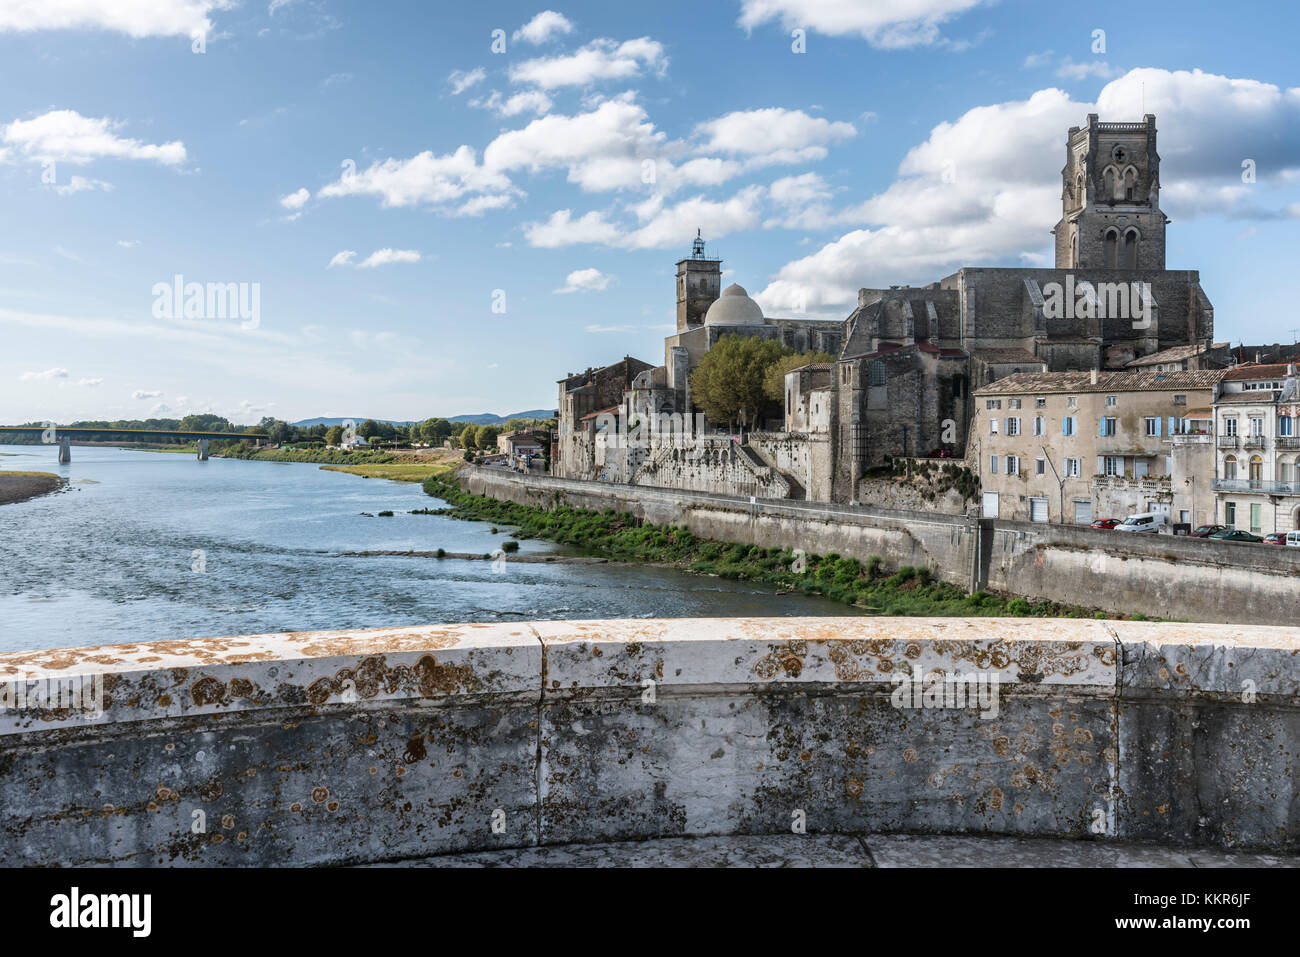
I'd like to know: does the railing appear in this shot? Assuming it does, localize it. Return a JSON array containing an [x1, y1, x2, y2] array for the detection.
[[1243, 436, 1265, 450], [1216, 435, 1239, 449], [1277, 436, 1300, 450], [1092, 475, 1172, 492], [1212, 478, 1300, 495], [3, 617, 1299, 865]]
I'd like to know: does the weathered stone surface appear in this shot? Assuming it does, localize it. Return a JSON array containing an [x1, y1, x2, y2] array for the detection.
[[0, 617, 1297, 864]]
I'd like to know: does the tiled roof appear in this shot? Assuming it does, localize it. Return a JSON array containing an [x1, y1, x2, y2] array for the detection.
[[578, 405, 621, 421], [1217, 391, 1280, 405], [1223, 363, 1295, 381], [1124, 342, 1208, 367], [974, 369, 1225, 396]]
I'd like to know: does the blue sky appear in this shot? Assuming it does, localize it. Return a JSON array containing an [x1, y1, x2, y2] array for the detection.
[[2, 0, 1298, 424]]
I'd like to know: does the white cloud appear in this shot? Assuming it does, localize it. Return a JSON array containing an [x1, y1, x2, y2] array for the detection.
[[53, 174, 113, 195], [77, 377, 103, 386], [737, 0, 986, 48], [20, 367, 68, 380], [483, 96, 665, 192], [448, 67, 486, 95], [328, 248, 421, 269], [318, 145, 512, 209], [132, 389, 163, 399], [694, 108, 856, 167], [525, 185, 765, 250], [2, 109, 185, 165], [279, 187, 309, 209], [509, 37, 666, 89], [357, 248, 420, 268], [151, 402, 171, 414], [523, 209, 622, 248], [513, 10, 574, 45], [555, 267, 614, 293], [1056, 58, 1117, 81], [471, 89, 554, 117], [0, 0, 232, 40], [116, 239, 140, 247]]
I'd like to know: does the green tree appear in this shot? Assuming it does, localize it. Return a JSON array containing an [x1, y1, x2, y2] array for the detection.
[[325, 425, 343, 446], [475, 424, 502, 450], [762, 350, 837, 405], [688, 334, 791, 428], [458, 423, 477, 449]]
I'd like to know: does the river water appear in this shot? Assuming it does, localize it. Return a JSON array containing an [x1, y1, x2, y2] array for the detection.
[[0, 445, 856, 652]]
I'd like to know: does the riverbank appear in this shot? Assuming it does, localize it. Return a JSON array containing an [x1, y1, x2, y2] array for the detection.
[[0, 471, 65, 505], [420, 474, 1113, 619]]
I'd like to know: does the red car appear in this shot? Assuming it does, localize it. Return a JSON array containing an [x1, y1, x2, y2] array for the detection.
[[1090, 518, 1122, 530], [1262, 532, 1288, 545], [928, 448, 954, 459]]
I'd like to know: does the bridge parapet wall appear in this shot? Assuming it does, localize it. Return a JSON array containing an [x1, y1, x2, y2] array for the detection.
[[1, 617, 1296, 865]]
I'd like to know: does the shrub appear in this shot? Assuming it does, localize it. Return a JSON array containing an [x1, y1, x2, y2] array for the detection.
[[502, 540, 520, 553]]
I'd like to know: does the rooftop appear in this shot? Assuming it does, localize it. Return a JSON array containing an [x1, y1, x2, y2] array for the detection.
[[1223, 362, 1296, 381], [974, 369, 1225, 396], [1124, 342, 1209, 367]]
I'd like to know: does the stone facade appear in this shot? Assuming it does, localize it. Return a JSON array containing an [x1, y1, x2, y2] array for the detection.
[[1212, 363, 1300, 534], [970, 369, 1223, 525]]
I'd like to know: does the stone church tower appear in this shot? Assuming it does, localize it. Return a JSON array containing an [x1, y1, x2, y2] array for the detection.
[[675, 230, 722, 332], [1054, 113, 1167, 270]]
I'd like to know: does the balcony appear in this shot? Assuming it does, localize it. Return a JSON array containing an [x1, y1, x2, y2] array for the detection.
[[1212, 478, 1300, 495], [1242, 435, 1266, 450], [1092, 474, 1173, 494], [1216, 435, 1239, 449], [1277, 436, 1300, 451]]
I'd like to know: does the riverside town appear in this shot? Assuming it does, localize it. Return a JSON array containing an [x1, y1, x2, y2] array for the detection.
[[0, 0, 1295, 917]]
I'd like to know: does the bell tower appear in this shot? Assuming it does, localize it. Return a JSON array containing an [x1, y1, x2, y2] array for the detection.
[[675, 230, 722, 332], [1054, 114, 1167, 270]]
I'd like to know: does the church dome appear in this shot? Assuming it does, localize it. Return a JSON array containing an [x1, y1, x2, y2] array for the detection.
[[704, 283, 764, 326]]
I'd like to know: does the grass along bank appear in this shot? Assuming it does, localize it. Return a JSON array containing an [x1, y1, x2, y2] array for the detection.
[[420, 475, 1122, 619]]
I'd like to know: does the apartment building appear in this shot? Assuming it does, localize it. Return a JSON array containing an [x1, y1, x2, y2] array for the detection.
[[969, 369, 1224, 525], [1212, 363, 1300, 534]]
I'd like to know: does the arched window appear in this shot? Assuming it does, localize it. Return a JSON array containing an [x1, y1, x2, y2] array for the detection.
[[1122, 228, 1139, 269], [1224, 455, 1238, 480], [1075, 173, 1085, 207], [1103, 227, 1119, 268], [1250, 455, 1264, 482], [1071, 229, 1079, 265], [1123, 167, 1137, 201], [870, 361, 886, 386], [1103, 166, 1118, 200]]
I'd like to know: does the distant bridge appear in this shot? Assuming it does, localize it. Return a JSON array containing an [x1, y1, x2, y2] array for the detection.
[[0, 426, 269, 462]]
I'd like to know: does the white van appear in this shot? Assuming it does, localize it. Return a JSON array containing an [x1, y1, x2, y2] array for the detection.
[[1115, 512, 1169, 533], [1286, 530, 1300, 547]]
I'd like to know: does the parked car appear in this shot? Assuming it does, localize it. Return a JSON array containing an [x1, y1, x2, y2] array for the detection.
[[1262, 532, 1288, 545], [1189, 524, 1227, 538], [1115, 512, 1169, 533], [1090, 518, 1122, 530], [927, 448, 954, 459], [1288, 531, 1300, 548], [1209, 529, 1263, 543]]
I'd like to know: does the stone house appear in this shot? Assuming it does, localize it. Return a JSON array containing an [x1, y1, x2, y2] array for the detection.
[[969, 369, 1224, 525], [1212, 363, 1300, 534]]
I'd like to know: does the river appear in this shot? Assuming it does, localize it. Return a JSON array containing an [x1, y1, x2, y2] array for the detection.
[[0, 445, 856, 652]]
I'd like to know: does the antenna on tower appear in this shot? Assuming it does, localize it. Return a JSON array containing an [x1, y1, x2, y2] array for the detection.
[[691, 228, 706, 260]]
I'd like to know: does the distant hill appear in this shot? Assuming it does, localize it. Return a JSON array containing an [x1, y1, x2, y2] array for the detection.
[[292, 410, 555, 428]]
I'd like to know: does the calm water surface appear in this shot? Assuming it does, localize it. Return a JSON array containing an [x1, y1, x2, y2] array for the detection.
[[0, 445, 856, 652]]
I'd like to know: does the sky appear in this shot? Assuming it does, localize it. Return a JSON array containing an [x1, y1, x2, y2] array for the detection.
[[1, 0, 1298, 425]]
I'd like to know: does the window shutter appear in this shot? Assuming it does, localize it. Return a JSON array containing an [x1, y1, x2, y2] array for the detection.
[[1155, 417, 1162, 437], [1096, 456, 1104, 475], [1100, 418, 1106, 437]]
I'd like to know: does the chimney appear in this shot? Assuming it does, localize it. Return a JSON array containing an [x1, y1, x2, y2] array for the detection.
[[1090, 368, 1099, 385]]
